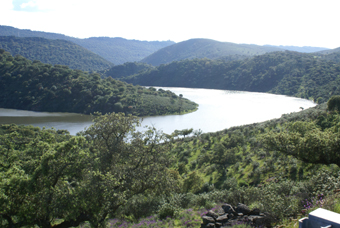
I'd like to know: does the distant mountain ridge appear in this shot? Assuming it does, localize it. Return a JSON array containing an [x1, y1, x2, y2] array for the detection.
[[264, 45, 329, 53], [0, 36, 113, 71], [140, 38, 284, 66], [0, 25, 175, 64]]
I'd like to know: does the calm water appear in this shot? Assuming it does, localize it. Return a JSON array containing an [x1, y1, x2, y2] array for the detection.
[[0, 87, 316, 135]]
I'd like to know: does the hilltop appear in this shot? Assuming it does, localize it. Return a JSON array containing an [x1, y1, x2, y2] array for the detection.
[[0, 36, 113, 72], [140, 38, 283, 66], [0, 25, 175, 64]]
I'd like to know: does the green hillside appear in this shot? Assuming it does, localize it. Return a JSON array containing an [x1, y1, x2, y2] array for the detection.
[[124, 51, 340, 104], [0, 25, 175, 64], [0, 36, 113, 71], [101, 62, 154, 79], [140, 38, 283, 66], [313, 47, 340, 63], [0, 49, 197, 116], [2, 100, 340, 227]]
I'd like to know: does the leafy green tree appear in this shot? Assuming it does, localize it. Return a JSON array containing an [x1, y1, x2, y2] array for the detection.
[[327, 95, 340, 112], [261, 120, 340, 167], [0, 113, 176, 228]]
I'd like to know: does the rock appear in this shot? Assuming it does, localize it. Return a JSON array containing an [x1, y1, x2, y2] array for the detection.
[[202, 215, 215, 225], [248, 208, 261, 215], [201, 203, 274, 227], [215, 222, 222, 227], [236, 203, 251, 215], [222, 204, 236, 214], [207, 210, 219, 219], [206, 223, 216, 228], [216, 214, 229, 223]]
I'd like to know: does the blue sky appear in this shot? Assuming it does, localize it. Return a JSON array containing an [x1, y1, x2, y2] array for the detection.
[[0, 0, 339, 49]]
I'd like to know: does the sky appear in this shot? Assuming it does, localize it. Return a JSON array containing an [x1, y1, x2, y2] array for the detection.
[[0, 0, 339, 49]]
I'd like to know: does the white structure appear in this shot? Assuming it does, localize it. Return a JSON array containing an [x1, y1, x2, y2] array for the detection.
[[299, 208, 340, 228]]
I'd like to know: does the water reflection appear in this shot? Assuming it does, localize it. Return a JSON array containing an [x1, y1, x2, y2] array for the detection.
[[0, 88, 316, 135]]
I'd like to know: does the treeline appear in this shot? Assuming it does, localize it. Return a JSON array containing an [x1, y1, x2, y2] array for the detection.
[[0, 36, 114, 71], [119, 51, 340, 103], [0, 49, 197, 116]]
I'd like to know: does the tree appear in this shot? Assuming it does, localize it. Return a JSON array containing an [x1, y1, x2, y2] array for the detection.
[[0, 113, 176, 228], [327, 95, 340, 112], [261, 121, 340, 167]]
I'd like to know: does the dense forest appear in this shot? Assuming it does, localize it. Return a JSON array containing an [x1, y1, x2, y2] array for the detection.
[[0, 36, 114, 72], [0, 25, 175, 64], [121, 51, 340, 104], [140, 38, 283, 66], [0, 49, 197, 116], [101, 62, 154, 79]]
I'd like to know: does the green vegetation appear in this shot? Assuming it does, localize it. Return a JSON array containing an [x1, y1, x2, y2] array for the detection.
[[0, 50, 197, 115], [123, 51, 340, 104], [140, 38, 283, 66], [0, 113, 176, 227], [1, 102, 340, 227], [315, 47, 340, 63], [0, 25, 175, 64], [1, 28, 340, 226], [0, 36, 114, 71], [101, 62, 154, 79]]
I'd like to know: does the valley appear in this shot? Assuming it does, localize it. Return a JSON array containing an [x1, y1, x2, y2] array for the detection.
[[1, 25, 340, 228]]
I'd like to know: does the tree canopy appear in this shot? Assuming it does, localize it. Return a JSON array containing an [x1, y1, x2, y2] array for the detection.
[[0, 113, 176, 228], [261, 114, 340, 168], [0, 50, 197, 116]]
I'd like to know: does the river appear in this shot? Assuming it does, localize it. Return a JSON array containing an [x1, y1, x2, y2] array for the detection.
[[0, 87, 316, 135]]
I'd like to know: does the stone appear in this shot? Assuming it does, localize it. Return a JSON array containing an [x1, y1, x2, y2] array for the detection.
[[216, 214, 229, 223], [206, 223, 216, 228], [202, 215, 216, 225], [249, 208, 261, 215], [222, 204, 236, 214], [236, 203, 251, 215], [207, 210, 219, 219], [215, 222, 222, 227]]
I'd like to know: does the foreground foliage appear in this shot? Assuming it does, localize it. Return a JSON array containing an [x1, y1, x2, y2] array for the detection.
[[2, 99, 340, 227], [0, 113, 176, 228]]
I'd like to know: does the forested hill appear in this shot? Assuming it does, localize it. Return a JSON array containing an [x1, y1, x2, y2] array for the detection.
[[123, 51, 340, 104], [0, 25, 175, 64], [101, 62, 154, 79], [140, 38, 283, 66], [313, 47, 340, 63], [0, 49, 197, 115], [0, 36, 114, 72]]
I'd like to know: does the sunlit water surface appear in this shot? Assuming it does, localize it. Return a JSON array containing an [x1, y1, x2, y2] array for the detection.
[[0, 87, 316, 135]]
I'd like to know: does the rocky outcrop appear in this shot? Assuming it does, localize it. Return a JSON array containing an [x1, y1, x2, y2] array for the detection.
[[201, 203, 275, 228]]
